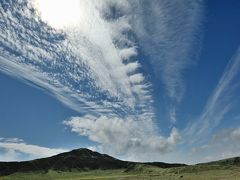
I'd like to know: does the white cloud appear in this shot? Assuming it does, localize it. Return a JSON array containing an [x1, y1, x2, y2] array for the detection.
[[0, 138, 67, 161], [125, 61, 140, 74], [0, 149, 22, 162], [119, 47, 137, 61], [210, 128, 240, 146], [231, 128, 240, 140], [129, 73, 145, 84], [169, 107, 177, 124], [0, 138, 23, 143], [64, 115, 181, 161], [189, 127, 240, 163], [185, 47, 240, 143]]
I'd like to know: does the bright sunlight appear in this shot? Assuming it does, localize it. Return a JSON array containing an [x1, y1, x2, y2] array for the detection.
[[32, 0, 82, 29]]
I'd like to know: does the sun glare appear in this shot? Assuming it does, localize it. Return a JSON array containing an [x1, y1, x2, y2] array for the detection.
[[32, 0, 82, 29]]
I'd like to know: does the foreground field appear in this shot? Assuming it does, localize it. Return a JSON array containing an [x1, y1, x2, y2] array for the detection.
[[2, 164, 240, 180]]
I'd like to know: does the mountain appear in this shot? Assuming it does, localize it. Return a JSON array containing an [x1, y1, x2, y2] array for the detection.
[[0, 148, 186, 176]]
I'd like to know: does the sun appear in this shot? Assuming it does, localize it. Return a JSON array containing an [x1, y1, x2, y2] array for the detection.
[[32, 0, 82, 29]]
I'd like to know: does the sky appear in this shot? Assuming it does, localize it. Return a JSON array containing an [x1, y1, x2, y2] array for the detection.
[[0, 0, 240, 164]]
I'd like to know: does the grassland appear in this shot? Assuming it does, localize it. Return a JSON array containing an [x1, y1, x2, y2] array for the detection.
[[1, 163, 240, 180]]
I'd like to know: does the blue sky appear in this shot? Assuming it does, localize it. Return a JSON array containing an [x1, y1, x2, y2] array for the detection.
[[0, 0, 240, 163]]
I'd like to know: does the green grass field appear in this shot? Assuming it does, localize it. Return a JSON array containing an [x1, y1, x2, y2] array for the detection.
[[1, 164, 240, 180]]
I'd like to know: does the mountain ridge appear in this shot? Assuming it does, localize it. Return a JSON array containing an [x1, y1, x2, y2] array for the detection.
[[0, 148, 186, 176]]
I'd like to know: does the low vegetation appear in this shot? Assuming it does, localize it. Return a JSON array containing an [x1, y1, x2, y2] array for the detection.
[[1, 164, 240, 180]]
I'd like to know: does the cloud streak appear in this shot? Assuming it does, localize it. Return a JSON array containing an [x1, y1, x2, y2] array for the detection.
[[0, 138, 67, 161], [185, 46, 240, 144], [130, 0, 204, 123]]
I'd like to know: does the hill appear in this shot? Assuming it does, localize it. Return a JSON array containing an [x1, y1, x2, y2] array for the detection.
[[199, 157, 240, 166], [0, 148, 185, 176]]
